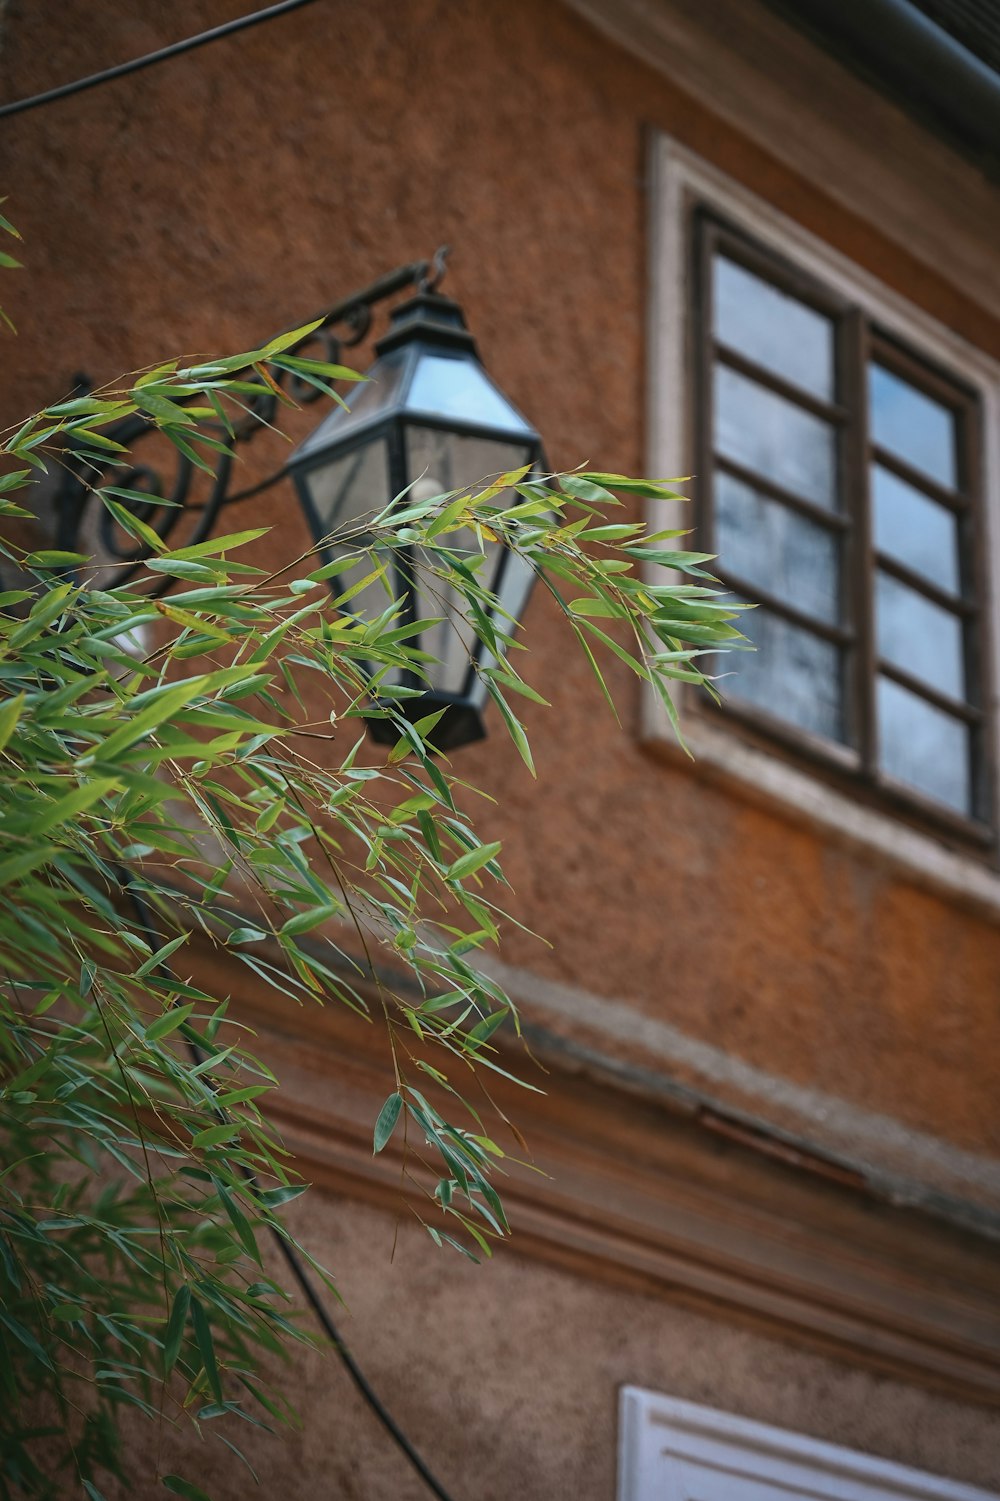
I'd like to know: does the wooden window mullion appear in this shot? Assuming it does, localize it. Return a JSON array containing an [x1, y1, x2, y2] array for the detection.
[[693, 211, 718, 558], [842, 308, 876, 775], [960, 395, 996, 833]]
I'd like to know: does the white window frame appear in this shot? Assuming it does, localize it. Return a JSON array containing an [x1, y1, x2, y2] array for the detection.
[[645, 134, 1000, 910], [618, 1387, 999, 1501]]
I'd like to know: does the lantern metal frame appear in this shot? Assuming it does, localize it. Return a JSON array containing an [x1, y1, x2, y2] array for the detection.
[[49, 249, 545, 750], [288, 289, 546, 749]]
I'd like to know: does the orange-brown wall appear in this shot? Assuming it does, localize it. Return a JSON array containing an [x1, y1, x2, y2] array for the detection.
[[5, 5, 1000, 1496], [1, 0, 998, 1177], [98, 1191, 1000, 1500]]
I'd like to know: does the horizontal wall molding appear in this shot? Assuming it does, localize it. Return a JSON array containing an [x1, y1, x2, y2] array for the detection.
[[188, 940, 1000, 1409]]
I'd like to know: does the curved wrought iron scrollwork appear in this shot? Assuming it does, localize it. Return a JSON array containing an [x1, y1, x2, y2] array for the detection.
[[54, 249, 448, 592]]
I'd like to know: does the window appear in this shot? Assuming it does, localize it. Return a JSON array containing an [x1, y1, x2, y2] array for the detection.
[[694, 213, 992, 837], [618, 1389, 999, 1501]]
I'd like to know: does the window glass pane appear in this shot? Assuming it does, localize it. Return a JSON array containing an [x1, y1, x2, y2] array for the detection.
[[726, 608, 843, 743], [715, 471, 839, 624], [876, 572, 965, 701], [878, 676, 970, 814], [872, 465, 960, 595], [713, 255, 834, 401], [714, 366, 836, 509], [869, 363, 957, 490]]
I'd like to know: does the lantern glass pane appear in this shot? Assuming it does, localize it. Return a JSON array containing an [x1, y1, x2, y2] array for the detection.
[[406, 349, 534, 434], [405, 426, 533, 696], [304, 436, 390, 537], [293, 349, 409, 459], [301, 437, 397, 671]]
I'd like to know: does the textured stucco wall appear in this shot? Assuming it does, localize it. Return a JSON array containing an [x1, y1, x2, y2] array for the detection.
[[2, 4, 1000, 1491], [110, 1190, 1000, 1499], [2, 0, 997, 1166]]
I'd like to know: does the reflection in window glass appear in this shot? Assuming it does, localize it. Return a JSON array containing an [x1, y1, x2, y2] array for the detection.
[[869, 364, 957, 490], [715, 366, 836, 509], [876, 572, 965, 701], [878, 676, 969, 813], [713, 256, 834, 401], [872, 466, 960, 595], [727, 608, 842, 743], [716, 472, 839, 624]]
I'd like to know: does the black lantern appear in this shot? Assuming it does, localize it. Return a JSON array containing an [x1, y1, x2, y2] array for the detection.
[[289, 292, 545, 750]]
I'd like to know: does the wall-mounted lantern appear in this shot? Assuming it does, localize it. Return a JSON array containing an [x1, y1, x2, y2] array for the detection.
[[54, 255, 544, 751], [288, 291, 545, 749]]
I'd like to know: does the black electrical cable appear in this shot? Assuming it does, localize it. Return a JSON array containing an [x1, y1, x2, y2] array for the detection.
[[120, 877, 457, 1501], [0, 0, 322, 121]]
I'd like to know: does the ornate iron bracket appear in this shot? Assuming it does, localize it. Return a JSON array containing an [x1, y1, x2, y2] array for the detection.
[[54, 248, 451, 590]]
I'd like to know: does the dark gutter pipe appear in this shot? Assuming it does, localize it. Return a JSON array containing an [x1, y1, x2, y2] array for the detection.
[[766, 0, 1000, 174]]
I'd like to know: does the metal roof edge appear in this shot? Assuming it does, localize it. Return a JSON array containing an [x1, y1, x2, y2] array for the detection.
[[762, 0, 1000, 176]]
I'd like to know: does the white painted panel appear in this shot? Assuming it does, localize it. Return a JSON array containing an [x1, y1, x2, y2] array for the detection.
[[618, 1389, 999, 1501]]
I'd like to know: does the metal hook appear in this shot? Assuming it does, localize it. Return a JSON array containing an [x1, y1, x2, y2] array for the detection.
[[419, 244, 450, 294]]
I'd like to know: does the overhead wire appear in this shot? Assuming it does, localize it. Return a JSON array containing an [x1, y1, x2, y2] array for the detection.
[[0, 0, 322, 121]]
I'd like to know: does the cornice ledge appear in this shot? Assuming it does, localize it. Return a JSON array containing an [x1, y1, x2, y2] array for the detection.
[[560, 0, 1000, 320]]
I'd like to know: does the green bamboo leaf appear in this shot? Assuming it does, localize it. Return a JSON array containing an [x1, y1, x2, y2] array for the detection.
[[49, 1303, 86, 1322], [77, 677, 209, 766], [145, 1002, 195, 1043], [162, 1476, 212, 1501], [0, 845, 57, 887], [0, 693, 24, 754], [135, 934, 192, 980], [271, 353, 364, 381], [255, 1184, 307, 1209], [0, 1311, 53, 1369], [215, 1085, 270, 1108], [0, 468, 31, 493], [191, 1123, 239, 1150], [217, 1183, 262, 1266], [23, 550, 90, 568], [259, 319, 322, 356], [170, 528, 268, 561], [189, 1297, 223, 1402], [162, 1284, 191, 1376], [280, 903, 339, 937], [485, 684, 535, 775], [568, 596, 626, 619], [30, 777, 119, 834], [446, 842, 503, 883], [468, 1010, 509, 1045], [131, 389, 196, 426], [373, 1092, 403, 1154]]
